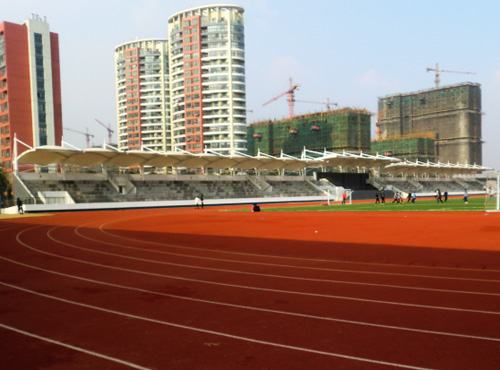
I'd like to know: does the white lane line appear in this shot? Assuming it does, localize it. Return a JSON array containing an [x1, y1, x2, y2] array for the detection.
[[52, 226, 500, 299], [0, 281, 440, 370], [90, 222, 500, 284], [95, 213, 500, 274], [73, 224, 500, 295], [0, 224, 28, 233], [0, 322, 152, 370], [2, 255, 499, 343], [15, 226, 500, 315]]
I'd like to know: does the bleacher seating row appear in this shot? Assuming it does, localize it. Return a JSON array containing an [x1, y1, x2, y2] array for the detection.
[[133, 180, 264, 201], [18, 172, 489, 205], [266, 181, 320, 197], [374, 177, 486, 193], [23, 180, 116, 203], [20, 175, 325, 204]]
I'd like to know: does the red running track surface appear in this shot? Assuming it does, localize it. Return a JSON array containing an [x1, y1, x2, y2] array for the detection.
[[1, 206, 500, 369]]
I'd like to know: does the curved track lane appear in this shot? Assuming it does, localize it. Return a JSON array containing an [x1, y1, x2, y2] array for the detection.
[[1, 208, 500, 369]]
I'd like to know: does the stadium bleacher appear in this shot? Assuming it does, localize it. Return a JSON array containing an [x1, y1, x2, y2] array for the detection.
[[14, 171, 489, 207], [17, 172, 330, 204], [375, 177, 485, 194]]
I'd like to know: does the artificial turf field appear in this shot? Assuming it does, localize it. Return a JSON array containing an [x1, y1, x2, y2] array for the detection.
[[245, 195, 491, 212], [1, 199, 500, 369]]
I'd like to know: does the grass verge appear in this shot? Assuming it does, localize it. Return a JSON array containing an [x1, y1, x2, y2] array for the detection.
[[242, 197, 487, 212]]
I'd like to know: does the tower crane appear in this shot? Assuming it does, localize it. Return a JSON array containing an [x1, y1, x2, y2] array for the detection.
[[95, 118, 114, 144], [295, 97, 338, 110], [64, 127, 94, 148], [262, 77, 300, 118], [426, 62, 476, 88]]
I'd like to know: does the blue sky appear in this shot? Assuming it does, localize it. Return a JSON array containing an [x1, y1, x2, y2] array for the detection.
[[2, 0, 500, 170]]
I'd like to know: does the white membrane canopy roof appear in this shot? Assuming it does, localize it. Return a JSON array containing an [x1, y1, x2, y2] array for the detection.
[[17, 146, 332, 171], [17, 146, 484, 174], [382, 160, 490, 175]]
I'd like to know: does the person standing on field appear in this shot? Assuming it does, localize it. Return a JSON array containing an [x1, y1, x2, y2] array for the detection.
[[464, 189, 469, 204], [17, 198, 24, 214], [397, 192, 403, 204], [342, 191, 347, 205], [436, 189, 444, 204]]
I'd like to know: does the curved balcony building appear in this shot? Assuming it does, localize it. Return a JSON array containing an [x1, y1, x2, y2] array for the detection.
[[168, 4, 246, 154]]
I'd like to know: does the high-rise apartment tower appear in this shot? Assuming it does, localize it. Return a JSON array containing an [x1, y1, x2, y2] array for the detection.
[[167, 5, 246, 154], [115, 39, 170, 152], [115, 5, 247, 155], [0, 15, 63, 173]]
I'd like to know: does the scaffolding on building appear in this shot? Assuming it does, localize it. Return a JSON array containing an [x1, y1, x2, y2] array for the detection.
[[377, 82, 482, 164], [371, 135, 435, 162], [247, 108, 372, 157]]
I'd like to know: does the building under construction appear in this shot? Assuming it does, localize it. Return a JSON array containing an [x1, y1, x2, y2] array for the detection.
[[371, 134, 435, 162], [247, 108, 371, 157], [376, 82, 482, 164]]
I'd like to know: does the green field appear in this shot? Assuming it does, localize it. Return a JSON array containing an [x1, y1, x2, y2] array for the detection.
[[257, 196, 493, 212]]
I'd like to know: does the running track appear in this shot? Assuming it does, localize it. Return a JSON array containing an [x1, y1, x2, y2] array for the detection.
[[1, 206, 500, 369]]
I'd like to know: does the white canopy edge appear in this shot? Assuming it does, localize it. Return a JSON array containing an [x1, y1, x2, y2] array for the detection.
[[382, 160, 491, 175], [17, 146, 402, 171]]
